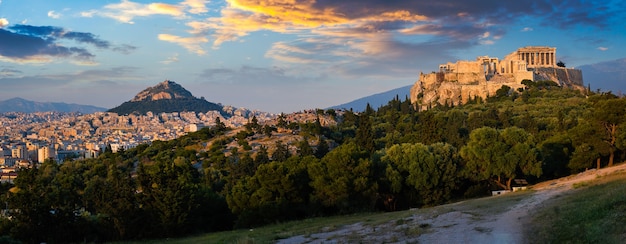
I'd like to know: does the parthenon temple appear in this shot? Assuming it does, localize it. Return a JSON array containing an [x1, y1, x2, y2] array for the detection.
[[437, 46, 558, 81], [513, 46, 557, 67]]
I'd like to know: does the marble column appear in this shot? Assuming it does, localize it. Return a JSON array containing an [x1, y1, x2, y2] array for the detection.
[[535, 52, 538, 65]]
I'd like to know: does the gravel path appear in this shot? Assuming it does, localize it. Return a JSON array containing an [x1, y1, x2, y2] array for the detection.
[[277, 164, 626, 244]]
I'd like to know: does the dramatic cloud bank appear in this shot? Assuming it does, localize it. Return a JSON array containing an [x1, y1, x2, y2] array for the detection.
[[0, 24, 135, 64], [0, 0, 624, 112]]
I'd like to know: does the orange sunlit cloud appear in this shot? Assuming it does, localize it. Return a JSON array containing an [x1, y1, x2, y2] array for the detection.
[[166, 0, 432, 54], [182, 0, 209, 14], [158, 34, 209, 55], [82, 0, 188, 24]]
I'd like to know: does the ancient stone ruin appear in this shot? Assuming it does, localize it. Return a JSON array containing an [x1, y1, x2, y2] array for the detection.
[[410, 46, 585, 110]]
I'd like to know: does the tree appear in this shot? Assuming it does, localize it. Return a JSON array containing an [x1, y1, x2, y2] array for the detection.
[[489, 85, 512, 102], [568, 121, 610, 171], [8, 160, 95, 243], [356, 112, 375, 152], [226, 156, 313, 227], [381, 143, 459, 206], [271, 141, 291, 162], [84, 163, 139, 240], [136, 157, 200, 237], [557, 60, 566, 67], [277, 113, 288, 128], [325, 109, 337, 118], [308, 142, 376, 212], [9, 162, 65, 243], [460, 127, 542, 190], [246, 116, 261, 133], [592, 98, 626, 166], [296, 139, 314, 157], [104, 144, 113, 154], [214, 116, 226, 132], [315, 139, 329, 159], [262, 124, 276, 137], [254, 145, 270, 164], [539, 133, 574, 178]]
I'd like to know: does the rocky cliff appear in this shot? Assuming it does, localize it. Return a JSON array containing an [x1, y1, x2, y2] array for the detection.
[[108, 80, 224, 115], [533, 67, 584, 89], [410, 67, 584, 110], [130, 80, 194, 102]]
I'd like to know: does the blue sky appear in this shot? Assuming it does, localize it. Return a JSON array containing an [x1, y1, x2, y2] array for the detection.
[[0, 0, 624, 113]]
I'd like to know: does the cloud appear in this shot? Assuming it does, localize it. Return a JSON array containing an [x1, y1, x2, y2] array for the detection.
[[207, 0, 519, 43], [0, 24, 136, 64], [157, 1, 479, 56], [544, 1, 624, 29], [265, 41, 326, 64], [81, 0, 184, 24], [0, 66, 140, 94], [265, 35, 468, 79], [48, 10, 62, 19], [158, 34, 208, 55], [112, 44, 138, 54], [141, 0, 622, 74], [182, 0, 209, 14], [0, 18, 8, 28], [197, 65, 322, 85], [0, 66, 143, 107], [161, 53, 180, 64], [169, 0, 621, 53], [0, 28, 94, 63], [0, 67, 22, 77], [82, 0, 208, 24], [521, 27, 533, 32], [598, 47, 609, 51], [43, 66, 140, 81]]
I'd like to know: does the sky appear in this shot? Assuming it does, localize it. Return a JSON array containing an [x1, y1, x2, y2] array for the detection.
[[0, 0, 625, 113]]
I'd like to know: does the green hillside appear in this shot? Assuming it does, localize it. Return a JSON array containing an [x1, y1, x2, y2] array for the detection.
[[2, 82, 626, 243], [108, 97, 224, 115]]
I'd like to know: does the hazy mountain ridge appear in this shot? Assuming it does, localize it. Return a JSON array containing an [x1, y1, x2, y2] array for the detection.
[[329, 85, 412, 112], [0, 97, 107, 113], [1, 57, 622, 115], [579, 58, 626, 93], [108, 80, 225, 115]]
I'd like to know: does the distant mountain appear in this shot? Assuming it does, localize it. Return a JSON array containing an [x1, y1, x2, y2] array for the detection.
[[108, 80, 224, 115], [0, 97, 107, 113], [329, 85, 412, 112], [579, 58, 626, 93]]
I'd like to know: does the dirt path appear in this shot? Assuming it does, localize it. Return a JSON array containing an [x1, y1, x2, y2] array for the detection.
[[277, 164, 626, 244], [418, 163, 626, 243]]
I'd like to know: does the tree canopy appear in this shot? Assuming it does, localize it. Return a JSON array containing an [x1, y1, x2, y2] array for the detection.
[[3, 85, 626, 242]]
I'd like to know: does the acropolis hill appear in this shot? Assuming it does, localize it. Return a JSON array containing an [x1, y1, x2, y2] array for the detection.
[[410, 46, 584, 110]]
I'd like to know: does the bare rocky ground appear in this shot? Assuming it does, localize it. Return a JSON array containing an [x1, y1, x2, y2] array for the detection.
[[277, 163, 626, 244]]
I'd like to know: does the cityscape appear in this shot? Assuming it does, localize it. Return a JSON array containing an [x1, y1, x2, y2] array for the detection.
[[1, 0, 625, 242], [0, 108, 275, 181]]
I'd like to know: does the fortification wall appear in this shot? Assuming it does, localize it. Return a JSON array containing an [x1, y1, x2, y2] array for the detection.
[[456, 61, 482, 73], [514, 71, 534, 83]]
